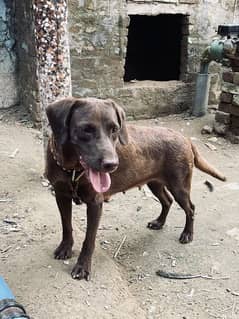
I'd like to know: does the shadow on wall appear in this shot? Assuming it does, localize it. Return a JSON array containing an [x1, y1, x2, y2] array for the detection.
[[0, 0, 18, 109]]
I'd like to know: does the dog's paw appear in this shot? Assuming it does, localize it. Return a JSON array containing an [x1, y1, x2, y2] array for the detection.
[[71, 263, 90, 281], [179, 231, 193, 244], [54, 241, 73, 260], [147, 219, 165, 230]]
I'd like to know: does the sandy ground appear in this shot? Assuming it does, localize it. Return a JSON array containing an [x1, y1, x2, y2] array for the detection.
[[0, 108, 239, 319]]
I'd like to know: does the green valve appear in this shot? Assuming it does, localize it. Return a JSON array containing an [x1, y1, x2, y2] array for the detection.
[[209, 40, 224, 62]]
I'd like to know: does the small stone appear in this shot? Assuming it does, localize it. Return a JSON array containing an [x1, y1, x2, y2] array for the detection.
[[171, 259, 177, 267], [41, 180, 49, 187], [208, 137, 218, 143], [201, 125, 213, 134]]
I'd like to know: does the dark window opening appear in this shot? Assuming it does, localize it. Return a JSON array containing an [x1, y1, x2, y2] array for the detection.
[[124, 14, 184, 82]]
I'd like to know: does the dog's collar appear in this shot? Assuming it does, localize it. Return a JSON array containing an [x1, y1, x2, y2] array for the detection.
[[49, 135, 85, 182]]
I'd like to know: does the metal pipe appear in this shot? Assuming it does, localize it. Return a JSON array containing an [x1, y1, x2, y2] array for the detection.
[[0, 276, 30, 319], [192, 69, 210, 117], [192, 39, 224, 117]]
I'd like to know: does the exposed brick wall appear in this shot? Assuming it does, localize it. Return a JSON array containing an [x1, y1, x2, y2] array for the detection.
[[215, 64, 239, 142]]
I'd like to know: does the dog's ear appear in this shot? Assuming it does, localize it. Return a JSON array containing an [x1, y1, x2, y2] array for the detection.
[[46, 97, 77, 145], [108, 99, 129, 145]]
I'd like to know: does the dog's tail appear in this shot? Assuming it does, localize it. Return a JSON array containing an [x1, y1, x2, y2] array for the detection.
[[191, 143, 226, 182]]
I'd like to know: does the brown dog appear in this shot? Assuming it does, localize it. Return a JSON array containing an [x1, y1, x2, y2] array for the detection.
[[45, 97, 226, 280]]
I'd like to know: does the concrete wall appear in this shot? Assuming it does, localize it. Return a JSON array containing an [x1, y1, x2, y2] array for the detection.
[[0, 0, 18, 108], [68, 0, 235, 118]]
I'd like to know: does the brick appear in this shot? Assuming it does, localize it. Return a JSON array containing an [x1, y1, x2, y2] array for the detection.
[[220, 92, 233, 103], [229, 105, 239, 117], [233, 73, 239, 85], [232, 66, 239, 72], [230, 115, 239, 135], [222, 71, 233, 83], [230, 56, 239, 67], [231, 127, 239, 135], [218, 102, 231, 113], [215, 111, 231, 124], [231, 115, 239, 126]]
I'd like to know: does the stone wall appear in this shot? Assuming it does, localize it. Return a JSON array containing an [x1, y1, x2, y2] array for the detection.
[[68, 0, 235, 118], [68, 0, 127, 97], [0, 0, 18, 108]]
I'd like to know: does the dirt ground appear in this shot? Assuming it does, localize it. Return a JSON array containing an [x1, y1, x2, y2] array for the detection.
[[0, 108, 239, 319]]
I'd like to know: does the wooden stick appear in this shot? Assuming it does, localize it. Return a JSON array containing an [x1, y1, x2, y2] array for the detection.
[[0, 198, 12, 203], [9, 148, 19, 158], [113, 235, 127, 259]]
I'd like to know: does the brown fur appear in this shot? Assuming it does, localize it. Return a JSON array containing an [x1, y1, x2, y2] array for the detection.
[[45, 97, 226, 280]]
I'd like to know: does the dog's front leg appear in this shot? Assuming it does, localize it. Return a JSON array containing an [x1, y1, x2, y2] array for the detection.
[[71, 201, 102, 281], [54, 186, 74, 259]]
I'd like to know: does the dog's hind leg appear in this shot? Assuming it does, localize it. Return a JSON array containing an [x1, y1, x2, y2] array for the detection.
[[169, 185, 195, 244], [147, 181, 173, 230], [54, 184, 74, 259]]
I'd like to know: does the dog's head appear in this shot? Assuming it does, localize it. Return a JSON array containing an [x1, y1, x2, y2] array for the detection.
[[46, 97, 128, 193]]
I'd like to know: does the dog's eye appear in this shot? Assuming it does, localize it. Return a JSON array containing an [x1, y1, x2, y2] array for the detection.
[[111, 125, 119, 134], [83, 125, 96, 135]]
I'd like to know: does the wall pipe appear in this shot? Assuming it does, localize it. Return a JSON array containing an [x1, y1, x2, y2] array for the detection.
[[0, 276, 30, 319], [192, 39, 226, 117], [192, 23, 239, 117]]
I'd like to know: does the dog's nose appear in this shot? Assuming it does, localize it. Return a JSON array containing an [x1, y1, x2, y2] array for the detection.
[[101, 160, 118, 172]]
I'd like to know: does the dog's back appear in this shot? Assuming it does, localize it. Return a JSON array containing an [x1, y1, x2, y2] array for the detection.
[[108, 125, 194, 195]]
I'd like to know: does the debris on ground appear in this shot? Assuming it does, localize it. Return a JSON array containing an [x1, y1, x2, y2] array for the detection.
[[204, 180, 214, 192], [201, 125, 213, 134], [226, 228, 239, 241], [205, 142, 217, 151], [9, 148, 19, 158]]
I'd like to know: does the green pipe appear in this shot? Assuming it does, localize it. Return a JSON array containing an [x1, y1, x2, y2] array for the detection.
[[192, 39, 224, 117]]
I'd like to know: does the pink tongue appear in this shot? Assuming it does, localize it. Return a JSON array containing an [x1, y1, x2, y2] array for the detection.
[[89, 169, 111, 193]]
